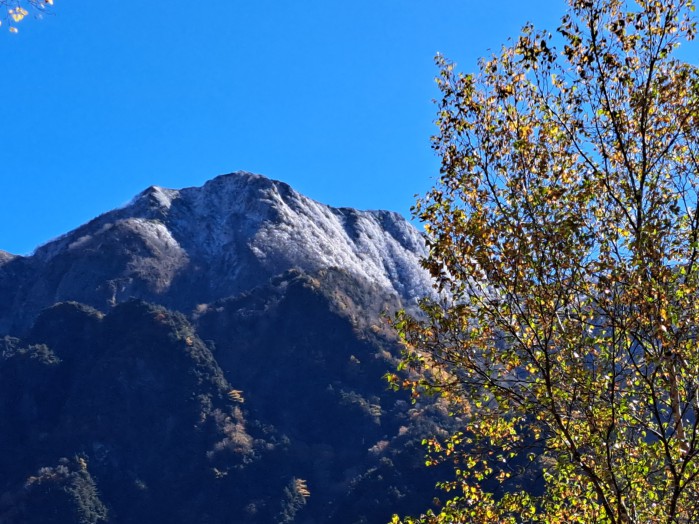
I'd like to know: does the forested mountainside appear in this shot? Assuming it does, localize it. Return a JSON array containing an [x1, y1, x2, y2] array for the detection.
[[0, 174, 450, 523]]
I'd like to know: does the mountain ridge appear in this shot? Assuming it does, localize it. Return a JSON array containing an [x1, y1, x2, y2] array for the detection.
[[0, 171, 433, 334]]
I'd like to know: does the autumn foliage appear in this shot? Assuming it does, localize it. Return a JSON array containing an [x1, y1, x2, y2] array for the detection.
[[1, 0, 53, 33], [391, 0, 699, 522]]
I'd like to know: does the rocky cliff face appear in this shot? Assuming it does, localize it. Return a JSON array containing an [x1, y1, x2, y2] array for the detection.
[[0, 172, 433, 334]]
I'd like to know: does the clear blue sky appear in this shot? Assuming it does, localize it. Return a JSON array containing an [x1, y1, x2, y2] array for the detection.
[[2, 0, 692, 255]]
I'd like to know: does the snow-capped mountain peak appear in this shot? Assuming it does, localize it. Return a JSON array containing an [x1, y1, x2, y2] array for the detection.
[[0, 171, 433, 333]]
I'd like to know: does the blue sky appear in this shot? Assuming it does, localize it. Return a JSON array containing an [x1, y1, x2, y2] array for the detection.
[[1, 0, 680, 254]]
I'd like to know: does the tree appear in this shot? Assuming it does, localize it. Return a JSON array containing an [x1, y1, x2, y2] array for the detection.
[[389, 0, 699, 522], [1, 0, 53, 33]]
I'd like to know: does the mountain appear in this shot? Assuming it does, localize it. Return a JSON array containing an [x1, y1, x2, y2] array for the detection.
[[0, 173, 449, 523], [0, 172, 433, 335]]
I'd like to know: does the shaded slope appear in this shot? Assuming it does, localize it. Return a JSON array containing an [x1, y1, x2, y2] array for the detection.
[[0, 301, 273, 523], [0, 270, 449, 523]]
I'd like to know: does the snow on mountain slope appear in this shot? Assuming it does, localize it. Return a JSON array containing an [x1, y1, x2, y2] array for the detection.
[[0, 172, 434, 333], [0, 251, 16, 265], [172, 172, 431, 300]]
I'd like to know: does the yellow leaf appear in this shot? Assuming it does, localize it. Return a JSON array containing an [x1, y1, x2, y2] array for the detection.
[[227, 389, 245, 403], [10, 8, 27, 22]]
